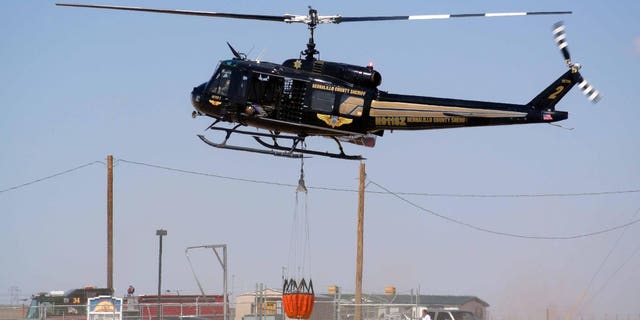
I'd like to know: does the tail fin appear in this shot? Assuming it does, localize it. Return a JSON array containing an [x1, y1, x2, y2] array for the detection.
[[528, 70, 579, 111], [533, 21, 601, 111]]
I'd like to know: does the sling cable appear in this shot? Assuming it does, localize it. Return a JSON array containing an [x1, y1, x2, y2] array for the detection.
[[282, 157, 314, 319]]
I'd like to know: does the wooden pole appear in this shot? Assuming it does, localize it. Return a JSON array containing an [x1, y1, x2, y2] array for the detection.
[[156, 229, 167, 320], [355, 162, 366, 320], [107, 155, 113, 291]]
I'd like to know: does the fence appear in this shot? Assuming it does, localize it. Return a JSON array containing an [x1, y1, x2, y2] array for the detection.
[[0, 305, 26, 320], [0, 302, 227, 320], [2, 302, 639, 320]]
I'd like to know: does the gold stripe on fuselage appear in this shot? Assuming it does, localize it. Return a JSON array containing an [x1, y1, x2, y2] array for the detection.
[[339, 96, 364, 117], [370, 100, 526, 118]]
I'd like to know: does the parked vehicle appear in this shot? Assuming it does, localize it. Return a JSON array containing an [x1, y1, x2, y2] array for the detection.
[[25, 287, 224, 320], [425, 309, 478, 320], [26, 286, 114, 320]]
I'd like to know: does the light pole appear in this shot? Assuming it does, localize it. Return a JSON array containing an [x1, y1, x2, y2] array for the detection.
[[185, 244, 228, 320], [156, 229, 167, 320]]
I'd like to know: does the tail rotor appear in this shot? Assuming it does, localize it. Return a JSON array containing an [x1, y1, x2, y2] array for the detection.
[[552, 22, 601, 103]]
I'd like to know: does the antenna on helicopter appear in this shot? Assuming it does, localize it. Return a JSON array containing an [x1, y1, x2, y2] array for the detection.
[[226, 42, 246, 60]]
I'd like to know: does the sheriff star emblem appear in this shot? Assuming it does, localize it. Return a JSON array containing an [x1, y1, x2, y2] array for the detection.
[[293, 59, 302, 70]]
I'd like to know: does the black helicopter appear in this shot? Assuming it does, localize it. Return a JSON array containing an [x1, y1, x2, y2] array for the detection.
[[57, 4, 601, 160]]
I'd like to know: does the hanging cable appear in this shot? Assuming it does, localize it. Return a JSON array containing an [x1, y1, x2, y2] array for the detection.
[[283, 155, 314, 320], [581, 242, 640, 307], [3, 158, 638, 199], [0, 160, 105, 194], [368, 180, 640, 240], [574, 207, 640, 314], [184, 250, 207, 295], [296, 156, 307, 193], [117, 159, 640, 198], [564, 208, 640, 319]]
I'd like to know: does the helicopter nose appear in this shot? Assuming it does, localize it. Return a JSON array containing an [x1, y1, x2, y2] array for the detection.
[[191, 82, 207, 111]]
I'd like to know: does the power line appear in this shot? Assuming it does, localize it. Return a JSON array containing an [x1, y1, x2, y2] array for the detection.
[[119, 158, 371, 193], [583, 242, 640, 306], [4, 158, 640, 239], [118, 158, 640, 198], [0, 160, 105, 194], [2, 158, 640, 200], [368, 180, 640, 240], [566, 208, 640, 318], [390, 189, 640, 198], [576, 208, 640, 311], [118, 159, 298, 188]]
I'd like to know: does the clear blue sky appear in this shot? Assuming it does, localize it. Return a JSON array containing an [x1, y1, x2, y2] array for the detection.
[[1, 1, 639, 319]]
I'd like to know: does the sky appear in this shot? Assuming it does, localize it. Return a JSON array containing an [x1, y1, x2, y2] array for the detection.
[[1, 0, 639, 319]]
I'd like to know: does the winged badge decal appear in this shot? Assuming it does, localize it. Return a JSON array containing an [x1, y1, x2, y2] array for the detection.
[[317, 114, 353, 128]]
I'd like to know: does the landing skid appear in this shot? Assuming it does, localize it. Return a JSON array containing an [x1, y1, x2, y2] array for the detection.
[[198, 123, 364, 160], [253, 137, 363, 160], [198, 134, 303, 158]]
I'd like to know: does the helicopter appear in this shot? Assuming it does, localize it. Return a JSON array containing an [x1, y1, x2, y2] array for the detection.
[[57, 4, 601, 160]]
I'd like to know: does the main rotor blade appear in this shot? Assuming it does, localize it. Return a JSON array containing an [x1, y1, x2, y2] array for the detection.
[[57, 4, 571, 27], [336, 11, 571, 23], [56, 3, 292, 22]]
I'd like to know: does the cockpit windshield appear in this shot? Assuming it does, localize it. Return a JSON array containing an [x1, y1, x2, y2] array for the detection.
[[207, 67, 233, 97]]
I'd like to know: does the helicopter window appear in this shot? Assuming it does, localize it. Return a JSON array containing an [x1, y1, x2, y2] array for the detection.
[[247, 73, 283, 106], [233, 75, 249, 100], [208, 68, 233, 96], [311, 89, 335, 113]]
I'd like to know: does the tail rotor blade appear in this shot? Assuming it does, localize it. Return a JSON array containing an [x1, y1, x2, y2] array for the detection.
[[578, 78, 602, 103], [552, 22, 571, 61]]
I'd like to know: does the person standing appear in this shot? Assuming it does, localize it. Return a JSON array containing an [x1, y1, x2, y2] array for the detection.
[[421, 309, 431, 320]]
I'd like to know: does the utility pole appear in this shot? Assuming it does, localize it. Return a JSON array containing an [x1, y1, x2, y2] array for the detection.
[[107, 155, 113, 291], [355, 162, 365, 320], [157, 229, 168, 320]]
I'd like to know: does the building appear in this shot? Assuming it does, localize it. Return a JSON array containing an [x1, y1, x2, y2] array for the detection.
[[339, 294, 489, 320], [234, 289, 488, 320], [234, 288, 333, 320]]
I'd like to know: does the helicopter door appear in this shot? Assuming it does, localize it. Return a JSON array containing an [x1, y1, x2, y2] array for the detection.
[[229, 73, 249, 104], [247, 72, 284, 107], [275, 77, 308, 123]]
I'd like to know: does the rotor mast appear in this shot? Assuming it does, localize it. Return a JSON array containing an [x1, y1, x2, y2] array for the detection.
[[302, 7, 320, 61]]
